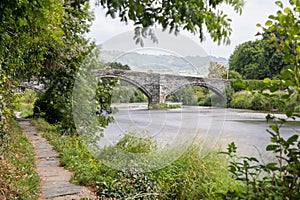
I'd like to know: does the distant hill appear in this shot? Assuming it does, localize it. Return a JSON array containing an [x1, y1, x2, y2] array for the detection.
[[99, 50, 228, 77]]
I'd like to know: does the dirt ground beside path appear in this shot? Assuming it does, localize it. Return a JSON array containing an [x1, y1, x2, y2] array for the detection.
[[18, 118, 98, 200]]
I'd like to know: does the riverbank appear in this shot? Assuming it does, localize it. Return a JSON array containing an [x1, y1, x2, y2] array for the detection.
[[31, 117, 241, 199]]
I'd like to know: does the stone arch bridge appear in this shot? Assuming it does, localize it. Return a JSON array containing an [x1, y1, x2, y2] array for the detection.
[[18, 69, 230, 105], [94, 68, 230, 105]]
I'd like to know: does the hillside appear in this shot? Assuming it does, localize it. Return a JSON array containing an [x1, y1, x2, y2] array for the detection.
[[99, 50, 228, 77]]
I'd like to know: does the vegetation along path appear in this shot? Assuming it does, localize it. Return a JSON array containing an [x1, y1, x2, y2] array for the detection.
[[18, 118, 97, 200]]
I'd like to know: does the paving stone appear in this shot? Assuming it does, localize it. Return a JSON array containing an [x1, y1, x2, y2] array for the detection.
[[42, 182, 83, 198], [36, 150, 59, 159], [37, 159, 59, 167]]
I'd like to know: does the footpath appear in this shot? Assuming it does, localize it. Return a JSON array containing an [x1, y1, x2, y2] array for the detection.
[[18, 118, 98, 200]]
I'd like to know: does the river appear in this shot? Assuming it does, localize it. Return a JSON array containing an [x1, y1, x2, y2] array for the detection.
[[102, 104, 300, 162]]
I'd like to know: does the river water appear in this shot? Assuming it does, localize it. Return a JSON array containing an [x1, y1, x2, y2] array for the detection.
[[102, 104, 300, 161]]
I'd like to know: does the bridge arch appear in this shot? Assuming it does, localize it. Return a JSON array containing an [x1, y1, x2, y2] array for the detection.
[[98, 75, 152, 104], [165, 82, 227, 103]]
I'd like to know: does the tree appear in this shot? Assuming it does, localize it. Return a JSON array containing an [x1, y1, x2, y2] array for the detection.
[[229, 40, 267, 79], [229, 30, 290, 80], [226, 70, 242, 79], [96, 0, 245, 45], [109, 62, 131, 70], [208, 61, 227, 78], [34, 1, 97, 131]]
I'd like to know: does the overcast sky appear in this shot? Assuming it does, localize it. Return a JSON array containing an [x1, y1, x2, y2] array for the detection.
[[86, 0, 289, 59]]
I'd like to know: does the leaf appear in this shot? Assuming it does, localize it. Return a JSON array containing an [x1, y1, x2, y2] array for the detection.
[[266, 144, 278, 151], [265, 162, 278, 170], [263, 78, 271, 83], [248, 157, 259, 162], [269, 124, 279, 133], [287, 135, 299, 144], [265, 20, 273, 26], [270, 84, 278, 92], [233, 79, 245, 89], [275, 1, 283, 8], [285, 110, 293, 117], [283, 7, 291, 14]]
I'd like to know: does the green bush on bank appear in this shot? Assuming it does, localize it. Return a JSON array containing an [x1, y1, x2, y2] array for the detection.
[[229, 90, 300, 112], [229, 91, 271, 110]]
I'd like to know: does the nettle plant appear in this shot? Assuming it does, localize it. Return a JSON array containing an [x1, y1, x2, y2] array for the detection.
[[221, 1, 300, 199]]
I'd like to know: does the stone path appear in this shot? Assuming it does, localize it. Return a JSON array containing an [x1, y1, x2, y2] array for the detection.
[[18, 118, 98, 200]]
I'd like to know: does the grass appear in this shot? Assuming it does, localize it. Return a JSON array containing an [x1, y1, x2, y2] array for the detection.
[[32, 117, 243, 199], [0, 119, 40, 199], [14, 89, 38, 118]]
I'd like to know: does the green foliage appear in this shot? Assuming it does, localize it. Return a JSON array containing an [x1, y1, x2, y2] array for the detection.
[[0, 119, 39, 199], [148, 103, 167, 110], [222, 126, 300, 199], [229, 91, 272, 110], [97, 0, 245, 45], [168, 86, 210, 106], [0, 0, 63, 152], [226, 70, 243, 79], [230, 79, 282, 92], [208, 61, 227, 78], [13, 89, 38, 118], [152, 146, 243, 199], [229, 40, 267, 79], [112, 83, 148, 104], [116, 132, 157, 154], [99, 168, 159, 199], [229, 39, 288, 80], [109, 62, 131, 70], [33, 1, 96, 132], [229, 91, 254, 109], [166, 104, 182, 109]]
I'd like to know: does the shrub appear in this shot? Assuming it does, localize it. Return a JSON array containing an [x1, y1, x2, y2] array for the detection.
[[229, 91, 254, 109], [148, 103, 167, 110], [99, 168, 159, 199], [251, 92, 271, 110]]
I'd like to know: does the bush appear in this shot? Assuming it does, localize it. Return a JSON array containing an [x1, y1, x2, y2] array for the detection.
[[99, 168, 159, 199], [229, 91, 273, 110], [251, 92, 271, 110], [167, 104, 181, 109], [229, 91, 254, 109], [148, 103, 167, 110]]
